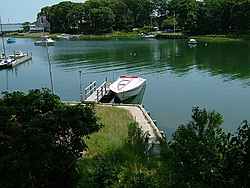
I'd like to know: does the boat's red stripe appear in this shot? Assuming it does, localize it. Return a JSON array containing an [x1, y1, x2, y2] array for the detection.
[[118, 77, 133, 90], [120, 76, 138, 78]]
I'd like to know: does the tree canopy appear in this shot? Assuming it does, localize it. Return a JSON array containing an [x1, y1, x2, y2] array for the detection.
[[37, 0, 250, 34], [0, 88, 103, 188], [169, 107, 250, 187]]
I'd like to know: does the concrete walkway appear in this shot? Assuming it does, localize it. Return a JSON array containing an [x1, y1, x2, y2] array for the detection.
[[114, 104, 163, 158]]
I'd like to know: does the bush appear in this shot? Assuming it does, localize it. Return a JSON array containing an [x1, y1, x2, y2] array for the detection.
[[0, 88, 103, 188]]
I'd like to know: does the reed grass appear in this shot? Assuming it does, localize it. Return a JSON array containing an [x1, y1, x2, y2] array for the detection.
[[77, 105, 172, 187], [83, 105, 135, 156]]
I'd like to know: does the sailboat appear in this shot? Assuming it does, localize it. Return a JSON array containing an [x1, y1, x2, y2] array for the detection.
[[0, 17, 13, 68]]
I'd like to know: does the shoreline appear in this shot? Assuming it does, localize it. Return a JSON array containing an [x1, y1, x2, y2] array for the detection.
[[4, 31, 250, 40]]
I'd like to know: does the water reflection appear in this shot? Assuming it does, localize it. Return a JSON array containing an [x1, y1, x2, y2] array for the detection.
[[114, 85, 146, 104], [1, 38, 250, 139], [188, 44, 197, 48]]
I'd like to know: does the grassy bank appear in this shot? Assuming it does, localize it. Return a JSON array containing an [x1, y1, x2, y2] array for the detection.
[[9, 30, 250, 40], [77, 105, 171, 187], [83, 105, 134, 156]]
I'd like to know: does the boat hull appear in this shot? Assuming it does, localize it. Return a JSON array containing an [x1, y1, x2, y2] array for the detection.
[[110, 76, 146, 101], [34, 36, 55, 46], [188, 39, 197, 44], [7, 38, 15, 43]]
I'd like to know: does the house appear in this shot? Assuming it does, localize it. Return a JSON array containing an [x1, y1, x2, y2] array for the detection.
[[29, 16, 50, 33]]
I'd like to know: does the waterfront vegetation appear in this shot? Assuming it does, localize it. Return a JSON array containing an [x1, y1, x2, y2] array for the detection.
[[15, 0, 250, 38], [35, 0, 250, 35], [1, 89, 250, 187], [78, 105, 172, 188], [80, 105, 250, 188]]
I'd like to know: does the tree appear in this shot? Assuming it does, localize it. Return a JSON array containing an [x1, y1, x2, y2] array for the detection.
[[169, 107, 250, 187], [122, 0, 154, 28], [222, 120, 250, 187], [108, 0, 131, 31], [40, 1, 78, 33], [0, 88, 103, 188], [170, 107, 227, 187], [88, 6, 115, 33], [21, 22, 30, 32], [161, 18, 176, 30]]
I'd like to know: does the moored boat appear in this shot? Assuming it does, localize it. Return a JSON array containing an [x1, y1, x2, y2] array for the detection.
[[57, 33, 72, 39], [9, 50, 27, 59], [34, 36, 55, 46], [142, 33, 156, 38], [110, 76, 146, 101], [0, 58, 16, 68], [0, 59, 8, 68], [188, 38, 197, 44], [6, 38, 15, 43]]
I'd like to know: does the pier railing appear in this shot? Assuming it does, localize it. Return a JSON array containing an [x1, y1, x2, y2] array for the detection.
[[84, 81, 114, 102], [96, 81, 113, 101], [84, 81, 96, 100]]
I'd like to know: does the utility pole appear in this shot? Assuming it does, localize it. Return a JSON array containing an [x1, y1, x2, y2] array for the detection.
[[79, 70, 83, 102]]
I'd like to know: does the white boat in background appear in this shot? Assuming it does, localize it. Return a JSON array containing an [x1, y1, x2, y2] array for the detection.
[[142, 33, 156, 38], [34, 36, 55, 46], [188, 38, 197, 44], [110, 76, 146, 101], [57, 33, 72, 39], [9, 50, 27, 59]]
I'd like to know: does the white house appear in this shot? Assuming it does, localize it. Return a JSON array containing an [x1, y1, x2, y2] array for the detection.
[[29, 16, 50, 33]]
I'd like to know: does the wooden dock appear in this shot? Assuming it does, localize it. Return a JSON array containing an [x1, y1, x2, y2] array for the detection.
[[155, 34, 189, 39], [84, 81, 114, 103], [6, 55, 32, 68]]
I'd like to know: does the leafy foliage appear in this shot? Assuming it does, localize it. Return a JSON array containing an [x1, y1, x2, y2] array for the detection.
[[78, 120, 161, 187], [170, 107, 250, 187], [221, 120, 250, 187], [0, 88, 103, 188]]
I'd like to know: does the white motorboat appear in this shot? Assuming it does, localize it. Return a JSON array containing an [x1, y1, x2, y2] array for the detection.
[[110, 76, 146, 101], [9, 50, 27, 59], [57, 33, 72, 39], [34, 36, 55, 46], [0, 58, 15, 68], [0, 59, 8, 68], [142, 33, 156, 38], [188, 38, 197, 44]]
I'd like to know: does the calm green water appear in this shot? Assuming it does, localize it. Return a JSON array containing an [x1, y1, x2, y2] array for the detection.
[[1, 37, 250, 138]]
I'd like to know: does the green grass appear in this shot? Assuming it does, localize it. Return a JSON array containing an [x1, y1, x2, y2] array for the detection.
[[77, 105, 172, 187], [83, 105, 134, 156], [189, 36, 245, 42]]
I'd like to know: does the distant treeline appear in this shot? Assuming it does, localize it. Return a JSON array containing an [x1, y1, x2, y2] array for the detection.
[[36, 0, 250, 34]]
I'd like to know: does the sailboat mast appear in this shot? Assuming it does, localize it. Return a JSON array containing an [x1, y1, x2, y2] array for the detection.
[[46, 42, 55, 94], [0, 16, 7, 56]]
